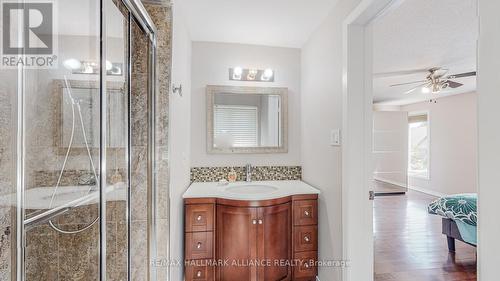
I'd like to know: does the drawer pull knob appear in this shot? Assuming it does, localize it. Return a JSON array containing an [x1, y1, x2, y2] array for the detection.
[[196, 242, 202, 249], [196, 215, 202, 221], [196, 270, 202, 277], [258, 219, 263, 225], [304, 210, 310, 216], [252, 219, 257, 225], [304, 263, 310, 268], [304, 236, 310, 242]]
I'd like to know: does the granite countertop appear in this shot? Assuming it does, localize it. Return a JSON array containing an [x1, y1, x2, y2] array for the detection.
[[183, 180, 320, 201]]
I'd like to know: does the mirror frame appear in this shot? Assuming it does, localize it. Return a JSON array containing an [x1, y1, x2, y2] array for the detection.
[[206, 85, 288, 154]]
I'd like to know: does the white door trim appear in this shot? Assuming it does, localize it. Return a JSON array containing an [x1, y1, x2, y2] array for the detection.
[[341, 1, 403, 281]]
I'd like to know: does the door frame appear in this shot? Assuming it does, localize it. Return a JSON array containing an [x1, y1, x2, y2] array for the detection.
[[341, 0, 404, 281], [342, 1, 485, 281]]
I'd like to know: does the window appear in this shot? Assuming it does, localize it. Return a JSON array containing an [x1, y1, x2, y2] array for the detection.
[[408, 113, 429, 178], [214, 105, 259, 147]]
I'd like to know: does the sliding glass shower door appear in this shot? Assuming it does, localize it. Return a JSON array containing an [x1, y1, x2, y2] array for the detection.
[[0, 0, 159, 280]]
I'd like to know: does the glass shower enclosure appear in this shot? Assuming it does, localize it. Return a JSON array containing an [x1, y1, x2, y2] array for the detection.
[[0, 0, 164, 280]]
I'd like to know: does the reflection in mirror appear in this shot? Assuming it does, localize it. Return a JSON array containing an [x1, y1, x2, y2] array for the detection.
[[214, 93, 281, 147], [207, 85, 288, 154], [54, 80, 126, 152]]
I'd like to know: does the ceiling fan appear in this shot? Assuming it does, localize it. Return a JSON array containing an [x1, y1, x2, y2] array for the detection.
[[389, 67, 476, 94]]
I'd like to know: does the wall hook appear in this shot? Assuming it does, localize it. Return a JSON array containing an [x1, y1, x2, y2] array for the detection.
[[172, 83, 183, 97]]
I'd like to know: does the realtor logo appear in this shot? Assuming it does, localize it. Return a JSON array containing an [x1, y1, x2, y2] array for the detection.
[[1, 0, 57, 68]]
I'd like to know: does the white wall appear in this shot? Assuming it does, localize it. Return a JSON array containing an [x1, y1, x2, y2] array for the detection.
[[191, 42, 301, 167], [300, 0, 362, 280], [372, 111, 408, 187], [477, 1, 500, 279], [169, 2, 192, 280], [402, 92, 478, 196], [372, 104, 402, 111]]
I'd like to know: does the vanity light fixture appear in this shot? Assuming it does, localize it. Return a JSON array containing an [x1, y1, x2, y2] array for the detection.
[[62, 58, 123, 76], [229, 67, 275, 82]]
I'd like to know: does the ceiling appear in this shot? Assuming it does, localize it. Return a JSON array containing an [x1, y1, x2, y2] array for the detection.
[[179, 0, 338, 48], [372, 0, 478, 105]]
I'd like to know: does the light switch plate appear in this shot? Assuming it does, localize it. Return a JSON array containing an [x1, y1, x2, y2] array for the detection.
[[330, 129, 341, 146]]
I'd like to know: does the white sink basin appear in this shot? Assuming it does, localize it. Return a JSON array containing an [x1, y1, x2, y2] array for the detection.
[[184, 180, 320, 201], [225, 184, 279, 195]]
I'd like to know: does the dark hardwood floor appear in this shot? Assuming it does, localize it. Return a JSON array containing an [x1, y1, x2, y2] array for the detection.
[[374, 190, 477, 281]]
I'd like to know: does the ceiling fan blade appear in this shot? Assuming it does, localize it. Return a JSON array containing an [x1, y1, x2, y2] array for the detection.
[[390, 80, 427, 87], [403, 83, 429, 95], [446, 71, 476, 79], [430, 67, 449, 78], [373, 68, 430, 78], [446, 81, 464, 88]]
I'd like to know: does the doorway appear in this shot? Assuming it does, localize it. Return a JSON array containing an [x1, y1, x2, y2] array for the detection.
[[342, 0, 479, 281]]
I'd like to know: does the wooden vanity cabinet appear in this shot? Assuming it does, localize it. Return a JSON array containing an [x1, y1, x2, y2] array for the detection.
[[217, 205, 258, 280], [184, 195, 318, 281]]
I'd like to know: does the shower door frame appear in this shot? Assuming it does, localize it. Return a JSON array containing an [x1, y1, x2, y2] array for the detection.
[[120, 0, 159, 281], [14, 0, 160, 280]]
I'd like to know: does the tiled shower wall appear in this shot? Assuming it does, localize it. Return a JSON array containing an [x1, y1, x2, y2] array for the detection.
[[129, 1, 172, 280], [145, 2, 172, 280], [0, 68, 15, 280]]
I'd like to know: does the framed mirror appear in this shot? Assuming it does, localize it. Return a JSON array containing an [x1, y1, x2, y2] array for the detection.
[[207, 85, 288, 154], [53, 79, 127, 154]]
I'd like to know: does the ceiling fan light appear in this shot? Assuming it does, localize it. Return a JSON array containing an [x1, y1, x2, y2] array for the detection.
[[421, 87, 430, 94]]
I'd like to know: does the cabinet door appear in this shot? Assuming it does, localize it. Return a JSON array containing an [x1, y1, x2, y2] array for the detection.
[[217, 205, 258, 281], [258, 203, 292, 281]]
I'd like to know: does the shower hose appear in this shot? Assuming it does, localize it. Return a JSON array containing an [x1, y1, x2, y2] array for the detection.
[[47, 76, 99, 234]]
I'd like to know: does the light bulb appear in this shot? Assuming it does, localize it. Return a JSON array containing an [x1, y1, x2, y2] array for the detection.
[[63, 58, 81, 70], [421, 87, 430, 94], [262, 68, 274, 81], [247, 69, 258, 80], [232, 67, 243, 80], [233, 67, 243, 75], [106, 60, 113, 71]]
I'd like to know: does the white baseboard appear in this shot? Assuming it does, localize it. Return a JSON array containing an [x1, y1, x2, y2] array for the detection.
[[375, 177, 448, 198], [373, 176, 407, 188], [408, 185, 447, 198]]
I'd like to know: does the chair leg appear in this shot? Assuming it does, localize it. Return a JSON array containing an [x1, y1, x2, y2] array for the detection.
[[447, 236, 456, 252]]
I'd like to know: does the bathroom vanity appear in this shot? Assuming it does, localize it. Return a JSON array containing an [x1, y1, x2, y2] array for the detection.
[[183, 181, 320, 281]]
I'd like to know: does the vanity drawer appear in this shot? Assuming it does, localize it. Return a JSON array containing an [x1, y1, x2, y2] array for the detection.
[[185, 204, 215, 232], [293, 200, 318, 226], [185, 232, 214, 260], [293, 251, 318, 280], [185, 263, 214, 281], [293, 225, 318, 252]]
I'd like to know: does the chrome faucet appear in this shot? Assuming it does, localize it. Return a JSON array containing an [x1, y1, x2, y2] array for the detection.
[[245, 164, 252, 182]]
